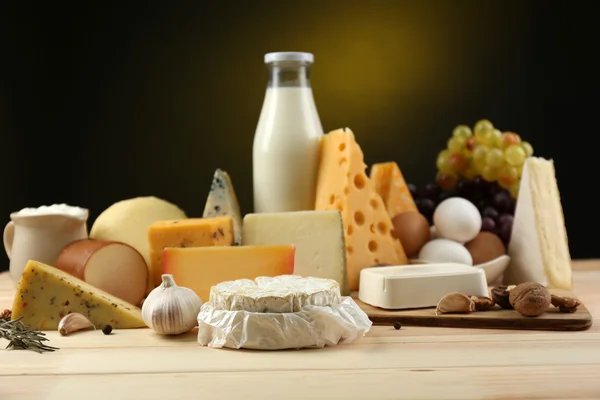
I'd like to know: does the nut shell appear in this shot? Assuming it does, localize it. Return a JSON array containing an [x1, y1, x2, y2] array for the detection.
[[509, 282, 551, 317]]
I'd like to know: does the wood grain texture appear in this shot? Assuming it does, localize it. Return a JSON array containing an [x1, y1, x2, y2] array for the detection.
[[0, 260, 599, 400], [354, 288, 593, 331]]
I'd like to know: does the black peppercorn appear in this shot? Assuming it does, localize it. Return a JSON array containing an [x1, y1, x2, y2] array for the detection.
[[102, 325, 113, 335], [393, 320, 402, 330]]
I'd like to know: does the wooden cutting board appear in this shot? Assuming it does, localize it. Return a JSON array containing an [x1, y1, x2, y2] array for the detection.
[[352, 289, 593, 331]]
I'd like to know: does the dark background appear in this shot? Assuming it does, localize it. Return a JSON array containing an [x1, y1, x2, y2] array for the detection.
[[0, 1, 596, 272]]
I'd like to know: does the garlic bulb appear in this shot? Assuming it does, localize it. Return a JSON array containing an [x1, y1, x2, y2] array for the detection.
[[142, 274, 203, 335]]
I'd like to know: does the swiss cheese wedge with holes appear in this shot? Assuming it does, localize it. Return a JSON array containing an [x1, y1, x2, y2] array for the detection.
[[315, 128, 408, 290], [370, 161, 417, 219]]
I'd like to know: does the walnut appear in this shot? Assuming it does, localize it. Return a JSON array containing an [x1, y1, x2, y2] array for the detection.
[[491, 285, 515, 309], [551, 294, 581, 313], [508, 282, 551, 317], [470, 296, 496, 311], [435, 293, 475, 316]]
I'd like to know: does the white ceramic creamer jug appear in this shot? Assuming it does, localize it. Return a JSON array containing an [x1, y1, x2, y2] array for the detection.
[[253, 52, 324, 213], [4, 204, 89, 285]]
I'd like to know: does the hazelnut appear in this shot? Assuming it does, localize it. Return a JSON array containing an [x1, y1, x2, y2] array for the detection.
[[491, 286, 515, 309], [550, 294, 581, 313], [435, 293, 475, 316], [509, 282, 551, 317], [470, 296, 496, 311]]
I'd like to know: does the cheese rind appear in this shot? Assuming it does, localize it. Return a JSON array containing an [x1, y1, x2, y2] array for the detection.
[[315, 128, 408, 290], [11, 260, 145, 330], [163, 245, 295, 301], [242, 210, 348, 295], [370, 162, 417, 218], [202, 169, 243, 245], [504, 157, 572, 289], [209, 275, 341, 313], [148, 217, 234, 288], [89, 196, 187, 293]]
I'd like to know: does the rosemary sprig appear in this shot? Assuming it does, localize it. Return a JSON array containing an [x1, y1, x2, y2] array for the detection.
[[0, 310, 59, 353]]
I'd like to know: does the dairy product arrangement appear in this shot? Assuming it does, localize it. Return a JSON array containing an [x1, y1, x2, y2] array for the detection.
[[1, 51, 579, 353]]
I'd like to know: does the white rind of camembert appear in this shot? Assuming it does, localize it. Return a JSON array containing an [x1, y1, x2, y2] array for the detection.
[[208, 275, 342, 313], [504, 157, 572, 289]]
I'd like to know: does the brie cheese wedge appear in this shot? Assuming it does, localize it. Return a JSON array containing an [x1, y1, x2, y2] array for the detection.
[[504, 157, 572, 289]]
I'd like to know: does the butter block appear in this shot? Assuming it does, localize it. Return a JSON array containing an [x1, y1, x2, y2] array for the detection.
[[370, 161, 417, 219], [358, 264, 488, 310], [12, 260, 145, 330], [504, 157, 572, 289], [315, 128, 408, 291], [163, 245, 295, 301], [203, 169, 243, 245], [242, 210, 348, 295], [148, 217, 234, 288]]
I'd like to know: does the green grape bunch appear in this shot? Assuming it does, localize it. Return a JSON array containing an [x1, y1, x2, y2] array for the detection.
[[435, 119, 534, 198]]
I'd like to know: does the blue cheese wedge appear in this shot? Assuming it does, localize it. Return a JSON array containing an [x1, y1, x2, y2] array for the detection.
[[202, 169, 243, 245], [504, 157, 572, 289], [242, 210, 348, 295], [11, 260, 146, 330], [208, 275, 341, 313]]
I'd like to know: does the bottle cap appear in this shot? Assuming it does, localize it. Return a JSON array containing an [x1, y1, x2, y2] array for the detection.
[[264, 52, 314, 64]]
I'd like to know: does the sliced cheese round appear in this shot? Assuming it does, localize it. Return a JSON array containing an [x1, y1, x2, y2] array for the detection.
[[208, 275, 341, 313], [90, 196, 187, 292]]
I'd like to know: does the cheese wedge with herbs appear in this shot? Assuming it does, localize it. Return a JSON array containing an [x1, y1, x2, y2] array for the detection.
[[202, 169, 243, 245], [504, 157, 572, 289], [370, 161, 417, 218], [12, 260, 145, 330], [314, 128, 408, 290], [148, 217, 234, 288]]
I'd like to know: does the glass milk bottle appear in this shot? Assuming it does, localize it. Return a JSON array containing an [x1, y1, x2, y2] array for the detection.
[[253, 52, 324, 213]]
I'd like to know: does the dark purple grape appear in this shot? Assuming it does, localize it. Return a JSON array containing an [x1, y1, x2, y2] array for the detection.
[[482, 206, 499, 221], [418, 183, 440, 199], [508, 198, 517, 213], [407, 183, 417, 197], [498, 214, 514, 228], [456, 179, 473, 195], [472, 176, 484, 188], [487, 181, 502, 196], [417, 198, 436, 221], [476, 200, 489, 212], [438, 191, 451, 202], [498, 220, 513, 244], [481, 217, 496, 232], [493, 191, 511, 212]]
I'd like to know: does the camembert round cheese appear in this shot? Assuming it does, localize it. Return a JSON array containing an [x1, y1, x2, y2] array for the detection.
[[208, 275, 341, 313]]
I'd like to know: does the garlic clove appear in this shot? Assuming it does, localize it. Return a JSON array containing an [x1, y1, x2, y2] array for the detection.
[[435, 293, 475, 316], [58, 313, 95, 336], [142, 274, 203, 336]]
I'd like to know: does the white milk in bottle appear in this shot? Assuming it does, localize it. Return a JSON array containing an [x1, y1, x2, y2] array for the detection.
[[253, 52, 324, 213]]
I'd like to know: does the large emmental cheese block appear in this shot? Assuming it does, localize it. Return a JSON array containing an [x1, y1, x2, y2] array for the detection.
[[163, 245, 295, 301], [315, 128, 408, 291], [148, 217, 234, 288], [12, 260, 145, 330], [370, 161, 417, 218], [242, 210, 349, 295], [203, 169, 243, 245], [504, 157, 572, 289]]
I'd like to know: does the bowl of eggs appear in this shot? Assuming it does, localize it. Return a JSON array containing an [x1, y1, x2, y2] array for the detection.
[[392, 197, 510, 285]]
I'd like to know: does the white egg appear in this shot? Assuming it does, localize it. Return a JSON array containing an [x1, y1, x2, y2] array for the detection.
[[433, 197, 482, 243], [418, 238, 473, 266], [430, 225, 441, 239]]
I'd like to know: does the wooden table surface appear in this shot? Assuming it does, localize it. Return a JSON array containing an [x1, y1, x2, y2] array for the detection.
[[1, 261, 600, 400]]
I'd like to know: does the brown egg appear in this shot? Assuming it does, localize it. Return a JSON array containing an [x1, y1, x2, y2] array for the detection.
[[465, 231, 506, 265], [391, 211, 431, 257]]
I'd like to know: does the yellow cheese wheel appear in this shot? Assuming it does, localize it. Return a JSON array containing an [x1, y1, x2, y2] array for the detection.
[[90, 196, 187, 292]]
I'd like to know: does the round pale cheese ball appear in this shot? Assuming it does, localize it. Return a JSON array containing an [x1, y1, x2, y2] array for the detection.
[[433, 197, 481, 243]]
